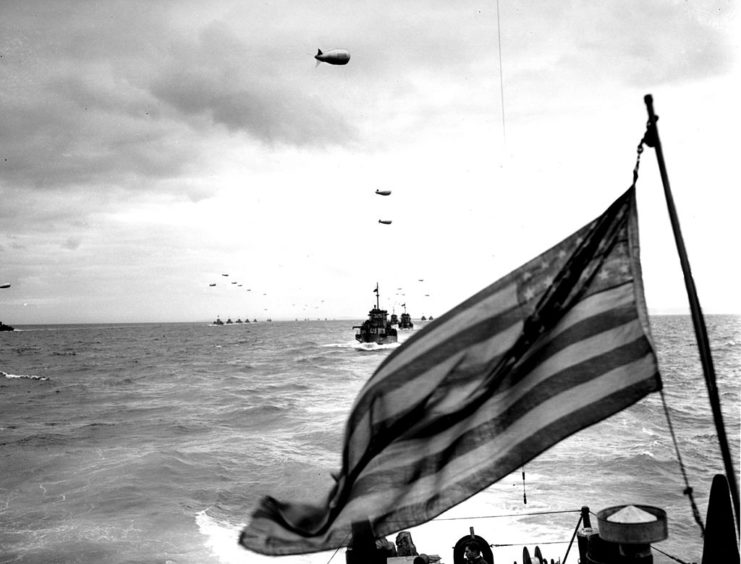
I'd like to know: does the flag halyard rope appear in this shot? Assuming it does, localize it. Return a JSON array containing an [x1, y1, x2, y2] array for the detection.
[[632, 118, 706, 538], [660, 389, 706, 536]]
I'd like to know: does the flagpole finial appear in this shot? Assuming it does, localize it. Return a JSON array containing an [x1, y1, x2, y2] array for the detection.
[[643, 94, 659, 148]]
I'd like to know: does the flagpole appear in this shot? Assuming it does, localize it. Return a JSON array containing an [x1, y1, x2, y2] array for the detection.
[[643, 94, 740, 532]]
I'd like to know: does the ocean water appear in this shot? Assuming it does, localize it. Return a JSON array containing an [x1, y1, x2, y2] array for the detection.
[[1, 315, 738, 564]]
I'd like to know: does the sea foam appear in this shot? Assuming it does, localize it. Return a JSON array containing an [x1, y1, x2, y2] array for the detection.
[[0, 370, 48, 380]]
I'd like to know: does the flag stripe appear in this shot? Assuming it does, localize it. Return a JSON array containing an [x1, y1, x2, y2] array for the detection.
[[349, 329, 652, 501], [382, 313, 650, 461], [369, 369, 660, 533], [351, 334, 656, 492], [504, 298, 641, 390]]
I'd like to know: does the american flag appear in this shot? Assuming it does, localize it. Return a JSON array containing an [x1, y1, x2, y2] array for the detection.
[[240, 186, 661, 555]]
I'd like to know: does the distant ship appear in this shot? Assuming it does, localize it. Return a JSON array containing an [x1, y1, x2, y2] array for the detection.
[[212, 317, 224, 326], [353, 284, 398, 344], [0, 321, 14, 332], [398, 303, 414, 329], [389, 312, 399, 326], [226, 318, 233, 324]]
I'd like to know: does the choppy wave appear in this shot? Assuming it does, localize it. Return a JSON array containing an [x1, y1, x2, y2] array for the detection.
[[1, 370, 48, 381]]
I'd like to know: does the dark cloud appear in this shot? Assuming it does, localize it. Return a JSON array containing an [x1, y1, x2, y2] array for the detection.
[[0, 31, 204, 192], [0, 186, 102, 240], [148, 22, 356, 147], [0, 3, 357, 196], [0, 94, 201, 191], [62, 237, 82, 251]]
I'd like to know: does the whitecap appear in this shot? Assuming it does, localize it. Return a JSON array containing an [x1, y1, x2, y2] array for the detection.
[[195, 510, 336, 564], [195, 510, 247, 563], [1, 371, 48, 381], [353, 342, 401, 352]]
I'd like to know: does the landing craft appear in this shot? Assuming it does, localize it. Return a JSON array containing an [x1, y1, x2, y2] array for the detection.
[[314, 49, 350, 65], [0, 283, 10, 289], [375, 189, 391, 196], [222, 273, 229, 277], [209, 283, 216, 287], [378, 220, 392, 225]]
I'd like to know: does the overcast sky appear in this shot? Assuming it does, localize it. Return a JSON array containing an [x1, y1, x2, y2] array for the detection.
[[0, 0, 738, 324]]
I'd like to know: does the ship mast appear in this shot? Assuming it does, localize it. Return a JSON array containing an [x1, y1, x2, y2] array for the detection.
[[644, 94, 740, 533]]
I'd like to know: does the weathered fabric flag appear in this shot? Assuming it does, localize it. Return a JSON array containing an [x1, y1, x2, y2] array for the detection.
[[240, 186, 661, 555]]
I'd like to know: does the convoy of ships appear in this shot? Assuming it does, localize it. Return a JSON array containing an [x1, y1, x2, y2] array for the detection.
[[209, 283, 428, 345], [212, 317, 259, 325], [354, 285, 428, 344], [208, 286, 429, 346], [353, 189, 430, 344], [206, 188, 432, 340]]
